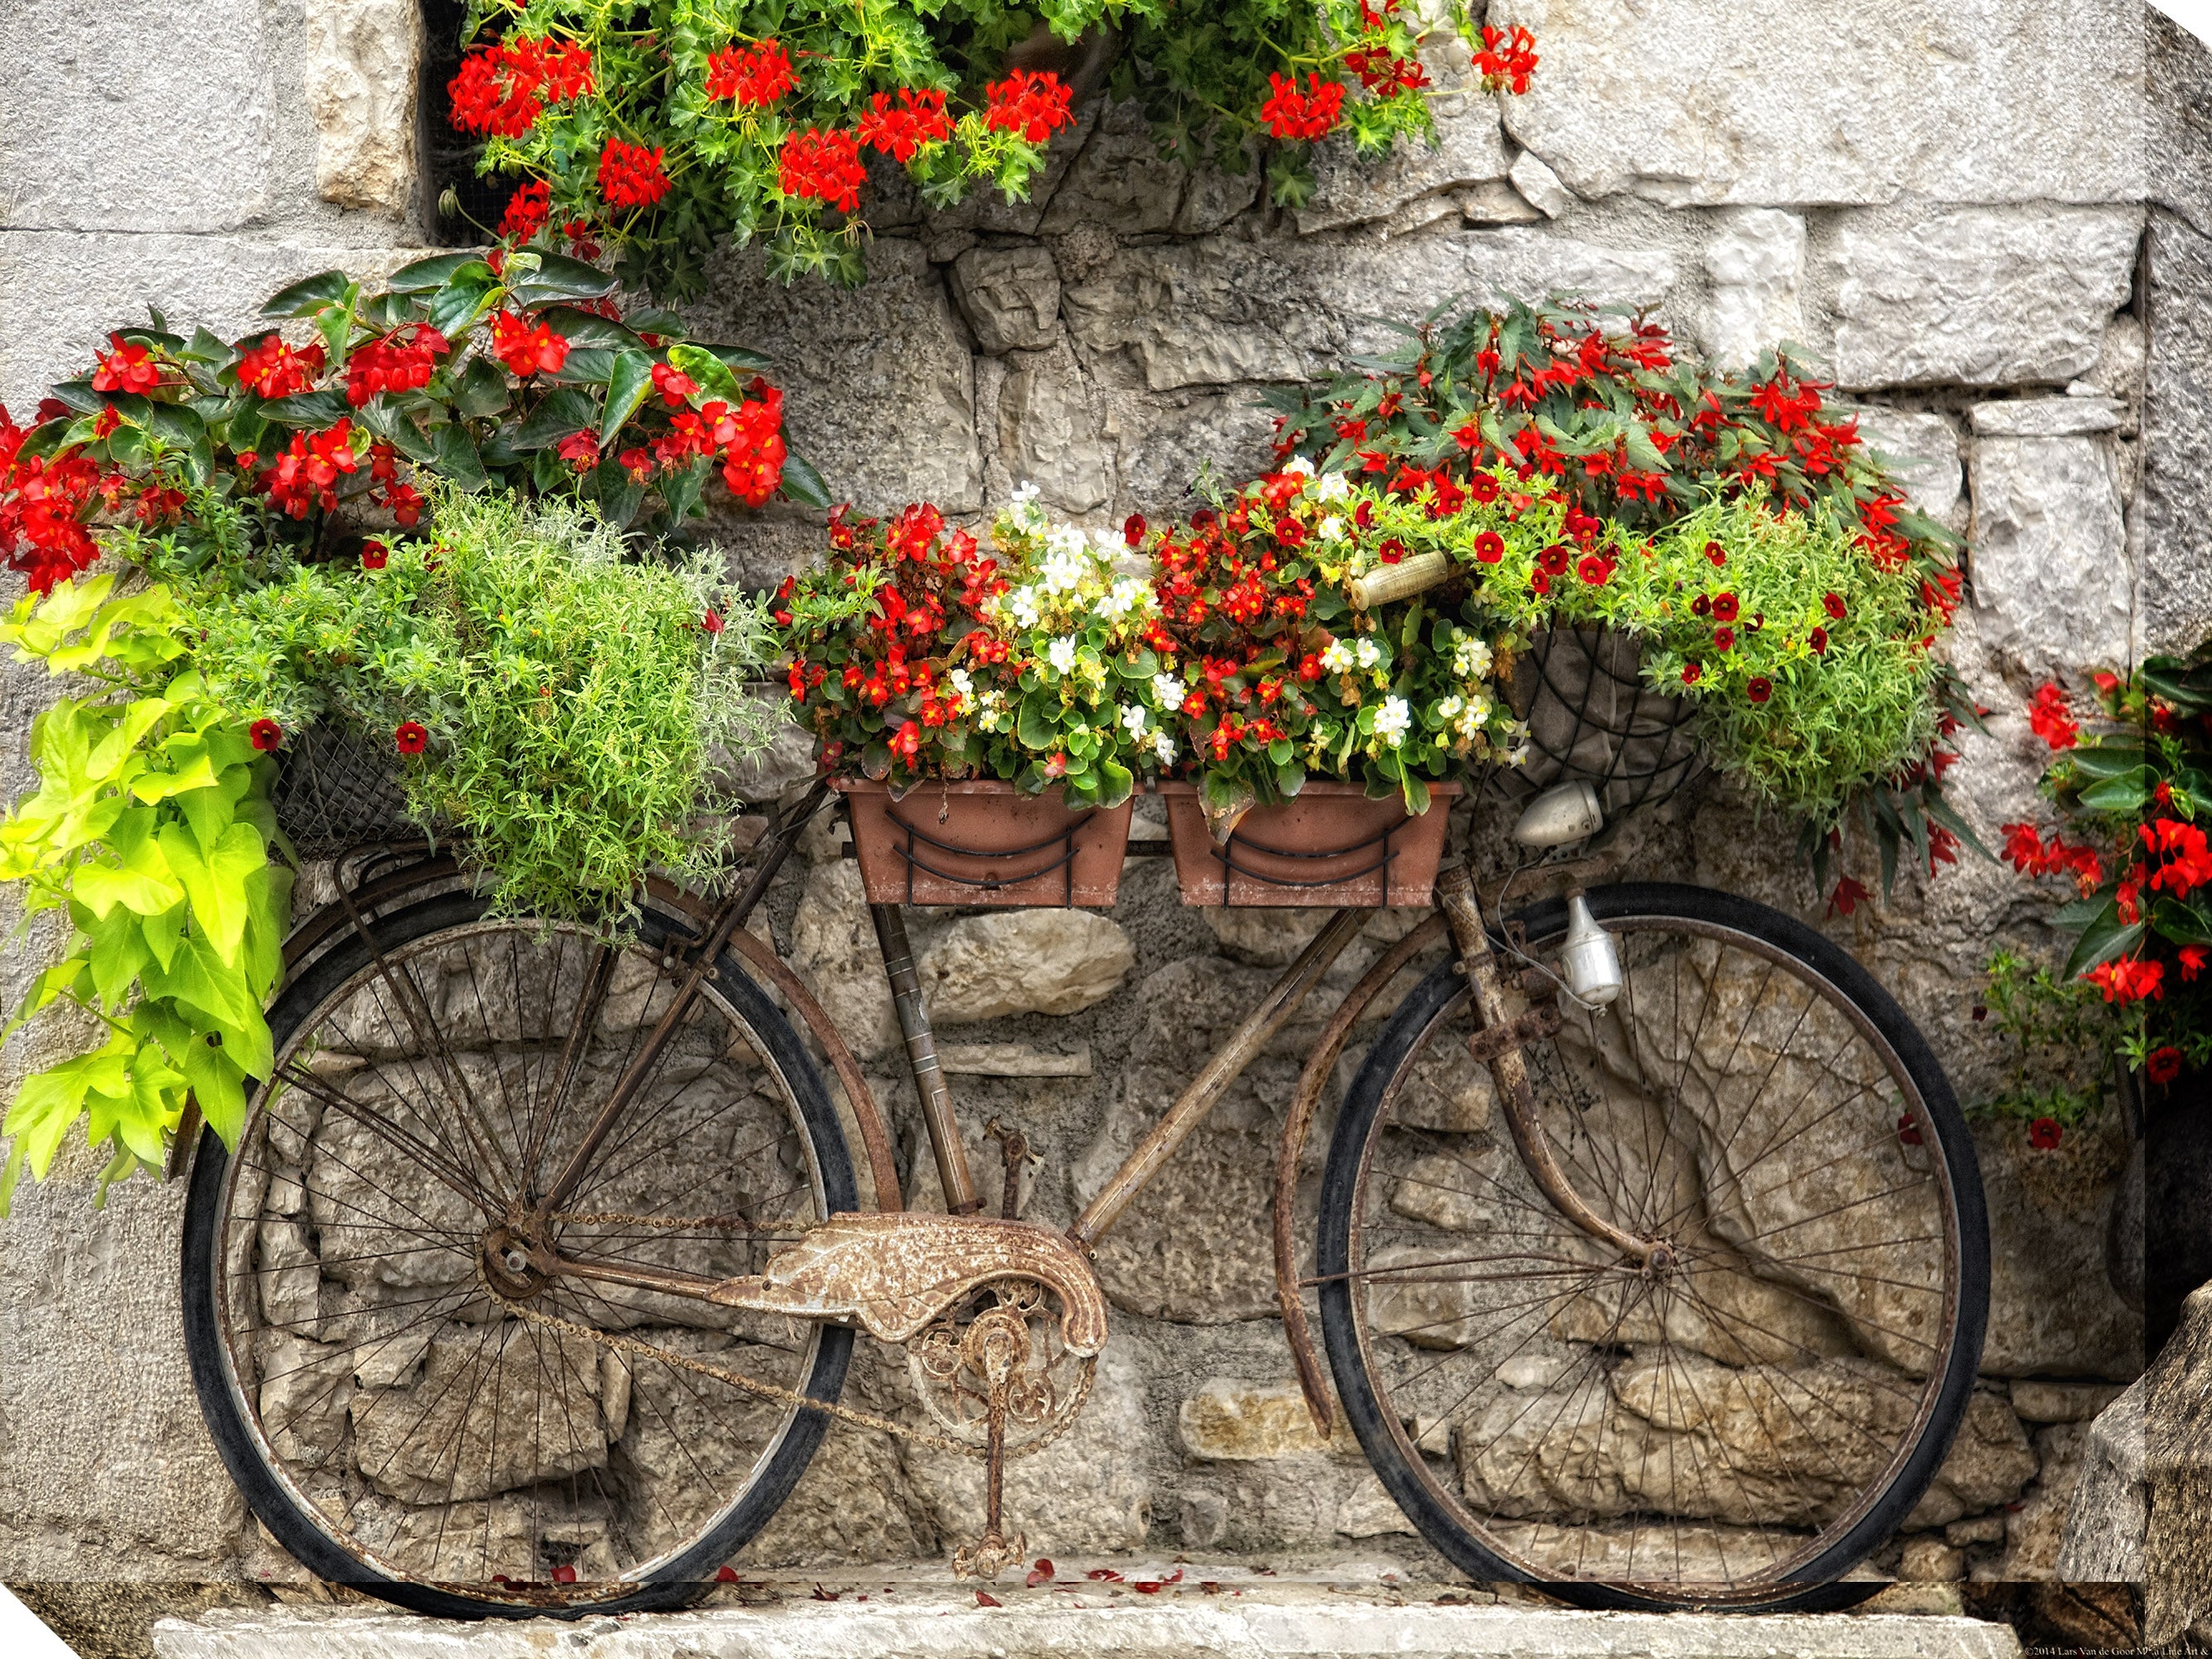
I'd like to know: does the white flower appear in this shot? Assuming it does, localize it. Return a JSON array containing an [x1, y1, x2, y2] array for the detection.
[[1437, 694, 1466, 721], [1005, 587, 1042, 628], [1152, 672, 1186, 712], [1373, 695, 1412, 748], [1451, 634, 1494, 680], [949, 668, 973, 699], [1048, 636, 1081, 675], [1120, 703, 1150, 739], [1282, 454, 1315, 477], [1316, 470, 1350, 501], [1354, 637, 1382, 670], [1101, 577, 1153, 620], [1320, 639, 1357, 674], [1454, 695, 1494, 741], [1010, 481, 1041, 506], [1154, 731, 1177, 766], [1319, 516, 1346, 542]]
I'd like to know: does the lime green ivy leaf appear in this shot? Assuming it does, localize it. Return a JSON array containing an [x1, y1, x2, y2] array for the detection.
[[82, 903, 153, 1008], [181, 1033, 249, 1146], [156, 820, 266, 967]]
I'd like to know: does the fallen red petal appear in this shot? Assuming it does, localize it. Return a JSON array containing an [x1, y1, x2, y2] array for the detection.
[[976, 1590, 1003, 1608], [1026, 1559, 1056, 1588]]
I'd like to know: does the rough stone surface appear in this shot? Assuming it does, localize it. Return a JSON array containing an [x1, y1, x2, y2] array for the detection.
[[1986, 1423, 2087, 1580], [952, 246, 1063, 354], [997, 343, 1114, 510], [917, 910, 1135, 1022], [152, 1593, 2028, 1659], [1493, 0, 2143, 208], [1967, 426, 2132, 682], [1848, 409, 1965, 525], [304, 0, 420, 214], [1296, 95, 1512, 236], [1698, 208, 1805, 368], [2143, 211, 2212, 654], [2010, 1379, 2127, 1424], [1178, 1379, 1359, 1460], [1829, 209, 2143, 388], [787, 860, 901, 1059], [2057, 1376, 2146, 1581], [1507, 150, 1572, 220]]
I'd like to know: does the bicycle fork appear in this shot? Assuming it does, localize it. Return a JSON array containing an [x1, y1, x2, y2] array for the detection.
[[1432, 864, 1661, 1267]]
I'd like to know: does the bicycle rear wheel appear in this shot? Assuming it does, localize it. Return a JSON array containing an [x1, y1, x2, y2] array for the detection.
[[182, 889, 856, 1619], [1318, 883, 1986, 1610]]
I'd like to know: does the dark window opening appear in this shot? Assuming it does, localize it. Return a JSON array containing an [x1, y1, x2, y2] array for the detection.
[[420, 0, 518, 245]]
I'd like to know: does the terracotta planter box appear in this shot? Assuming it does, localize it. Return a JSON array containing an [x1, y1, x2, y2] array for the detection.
[[1159, 781, 1461, 908], [833, 779, 1133, 907]]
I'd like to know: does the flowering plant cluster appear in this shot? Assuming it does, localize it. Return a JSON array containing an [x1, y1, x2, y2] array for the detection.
[[1996, 657, 2212, 1090], [1141, 460, 1525, 816], [446, 0, 1537, 293], [0, 252, 823, 600], [1270, 296, 1976, 904], [774, 492, 1176, 805]]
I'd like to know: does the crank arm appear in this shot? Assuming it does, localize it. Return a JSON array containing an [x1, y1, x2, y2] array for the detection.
[[1433, 865, 1655, 1265]]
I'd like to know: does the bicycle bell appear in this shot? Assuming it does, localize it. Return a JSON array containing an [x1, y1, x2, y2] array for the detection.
[[1511, 780, 1603, 848], [1559, 889, 1623, 1005]]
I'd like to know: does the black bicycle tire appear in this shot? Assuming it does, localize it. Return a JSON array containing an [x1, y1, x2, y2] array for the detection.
[[181, 888, 858, 1621], [1316, 881, 1989, 1613]]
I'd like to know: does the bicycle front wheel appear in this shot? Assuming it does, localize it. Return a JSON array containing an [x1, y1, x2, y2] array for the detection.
[[181, 889, 857, 1619], [1318, 882, 1986, 1610]]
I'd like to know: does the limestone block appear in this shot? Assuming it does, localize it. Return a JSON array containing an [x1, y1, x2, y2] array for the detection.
[[951, 246, 1062, 355], [1174, 163, 1263, 236], [1064, 229, 1675, 393], [788, 860, 899, 1060], [689, 238, 982, 513], [0, 0, 270, 233], [1971, 399, 2125, 438], [1179, 1379, 1358, 1459], [917, 909, 1134, 1022], [1508, 149, 1573, 219], [1830, 208, 2142, 389], [2151, 10, 2212, 239], [1698, 208, 1805, 369], [1975, 1121, 2143, 1381], [1991, 1423, 2086, 1579], [1458, 179, 1545, 225], [1848, 408, 1964, 524], [2057, 1376, 2145, 1580], [2010, 1379, 2127, 1423], [997, 343, 1113, 511], [304, 0, 420, 215], [1492, 0, 2142, 207], [1296, 95, 1512, 236], [0, 233, 440, 415], [1898, 1535, 1966, 1583], [2142, 212, 2212, 654], [1968, 416, 2132, 680], [1106, 389, 1279, 519], [1040, 101, 1186, 237], [1334, 1472, 1419, 1536]]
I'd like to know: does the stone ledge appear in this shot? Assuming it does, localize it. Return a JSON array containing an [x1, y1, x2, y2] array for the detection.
[[151, 1569, 2025, 1659]]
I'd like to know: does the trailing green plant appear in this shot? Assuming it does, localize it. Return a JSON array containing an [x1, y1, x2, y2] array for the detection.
[[441, 0, 1538, 292], [1966, 948, 2122, 1149], [187, 486, 779, 918], [0, 576, 289, 1211], [1998, 651, 2212, 1091], [1269, 294, 1981, 904]]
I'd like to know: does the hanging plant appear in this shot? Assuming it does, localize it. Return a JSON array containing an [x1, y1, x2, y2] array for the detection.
[[440, 0, 1538, 292]]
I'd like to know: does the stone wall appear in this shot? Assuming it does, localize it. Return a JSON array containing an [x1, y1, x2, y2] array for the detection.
[[0, 0, 2200, 1593]]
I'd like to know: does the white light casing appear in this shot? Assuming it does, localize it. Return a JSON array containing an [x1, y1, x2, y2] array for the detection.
[[1560, 892, 1623, 1005]]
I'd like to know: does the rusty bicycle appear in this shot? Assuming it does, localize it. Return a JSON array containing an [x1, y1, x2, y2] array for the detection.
[[178, 708, 1989, 1620]]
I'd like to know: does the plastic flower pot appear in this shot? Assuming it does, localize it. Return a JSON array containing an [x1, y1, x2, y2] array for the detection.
[[1159, 781, 1461, 907], [834, 779, 1134, 907]]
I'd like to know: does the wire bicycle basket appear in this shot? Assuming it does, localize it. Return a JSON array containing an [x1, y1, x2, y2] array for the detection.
[[270, 721, 418, 860], [1496, 625, 1704, 821]]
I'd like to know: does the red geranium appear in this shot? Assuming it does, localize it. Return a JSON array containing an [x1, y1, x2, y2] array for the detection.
[[705, 39, 797, 107], [1259, 71, 1346, 141], [983, 70, 1075, 144], [598, 139, 672, 209], [779, 128, 867, 215], [858, 88, 951, 163], [499, 178, 552, 241]]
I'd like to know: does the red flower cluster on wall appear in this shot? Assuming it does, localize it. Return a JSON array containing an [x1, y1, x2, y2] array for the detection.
[[598, 139, 673, 209], [779, 128, 868, 214], [345, 324, 450, 407], [984, 71, 1076, 144], [1260, 72, 1348, 141], [706, 39, 798, 107], [450, 34, 595, 138], [858, 88, 952, 163], [1473, 24, 1539, 94], [236, 334, 326, 399]]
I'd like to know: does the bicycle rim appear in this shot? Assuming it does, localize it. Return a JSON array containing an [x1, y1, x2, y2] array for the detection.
[[1319, 883, 1986, 1606], [182, 892, 856, 1617]]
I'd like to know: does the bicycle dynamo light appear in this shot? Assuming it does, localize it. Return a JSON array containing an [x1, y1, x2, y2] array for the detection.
[[1511, 780, 1603, 848], [1560, 890, 1623, 1005]]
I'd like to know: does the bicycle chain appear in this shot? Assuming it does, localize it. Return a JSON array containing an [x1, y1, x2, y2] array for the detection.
[[484, 1219, 1097, 1462]]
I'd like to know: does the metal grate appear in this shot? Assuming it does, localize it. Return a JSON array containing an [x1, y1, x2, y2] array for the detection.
[[270, 722, 419, 861], [1497, 625, 1704, 820]]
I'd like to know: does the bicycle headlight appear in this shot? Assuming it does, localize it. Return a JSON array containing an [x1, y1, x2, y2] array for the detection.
[[1560, 891, 1622, 1005]]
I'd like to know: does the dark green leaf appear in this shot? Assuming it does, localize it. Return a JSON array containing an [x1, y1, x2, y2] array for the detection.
[[425, 268, 502, 340], [541, 306, 644, 349], [386, 252, 490, 293], [509, 387, 599, 451], [2154, 897, 2212, 947], [2060, 899, 2146, 979], [779, 453, 832, 510], [256, 389, 352, 429], [260, 270, 352, 319], [508, 251, 619, 307], [549, 346, 617, 387], [600, 350, 654, 449], [430, 422, 490, 489], [453, 357, 512, 419], [45, 380, 108, 416], [659, 455, 709, 527], [2078, 768, 2155, 813], [666, 343, 745, 406], [701, 341, 775, 372], [2067, 744, 2153, 781]]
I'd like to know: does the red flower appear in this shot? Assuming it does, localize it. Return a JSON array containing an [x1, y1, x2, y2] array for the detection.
[[1827, 875, 1870, 917], [449, 36, 593, 138], [1576, 552, 1612, 586], [1711, 591, 1739, 623], [2149, 1046, 2185, 1087], [651, 361, 699, 407], [499, 178, 552, 241], [706, 39, 797, 107], [2027, 682, 2078, 750], [344, 323, 448, 407], [598, 139, 672, 209], [858, 88, 951, 164], [1704, 540, 1726, 567], [2184, 945, 2208, 982], [1124, 513, 1147, 547], [703, 609, 725, 635], [91, 335, 161, 395], [1810, 626, 1828, 654], [1680, 662, 1701, 684], [1896, 1112, 1923, 1147], [1472, 23, 1539, 94], [984, 70, 1075, 144], [2027, 1117, 2064, 1151], [1473, 530, 1505, 563], [258, 420, 360, 518], [779, 128, 867, 215], [1822, 591, 1847, 620], [1260, 71, 1347, 141], [489, 310, 570, 377], [394, 721, 429, 754], [250, 718, 284, 752], [1747, 676, 1772, 703], [360, 538, 388, 570], [2086, 955, 2164, 1005], [1712, 626, 1734, 652], [235, 333, 327, 399], [556, 429, 600, 472]]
